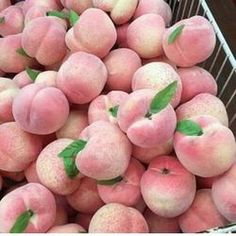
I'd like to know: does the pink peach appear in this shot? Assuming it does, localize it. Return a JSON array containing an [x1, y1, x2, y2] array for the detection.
[[24, 162, 41, 184], [116, 23, 129, 48], [13, 70, 33, 88], [0, 0, 11, 12], [35, 71, 57, 87], [60, 0, 93, 14], [48, 223, 86, 233]]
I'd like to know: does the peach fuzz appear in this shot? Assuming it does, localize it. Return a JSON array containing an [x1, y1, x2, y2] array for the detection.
[[178, 189, 228, 232], [48, 223, 86, 233], [97, 158, 145, 206], [212, 163, 236, 222], [0, 6, 24, 37], [36, 139, 81, 195], [13, 70, 33, 88], [174, 115, 236, 177], [134, 0, 172, 26], [21, 17, 67, 66], [66, 177, 104, 214], [0, 0, 11, 12], [178, 66, 217, 103], [132, 62, 182, 108], [12, 83, 69, 135], [176, 93, 229, 126], [89, 203, 149, 233], [104, 48, 142, 92], [88, 90, 128, 125], [141, 155, 196, 218], [0, 34, 36, 73], [35, 71, 57, 87], [163, 16, 216, 67], [127, 14, 165, 59], [57, 51, 107, 104], [56, 110, 88, 139], [75, 213, 93, 231], [0, 78, 20, 124], [132, 139, 173, 164], [60, 0, 93, 14], [0, 183, 56, 233], [144, 208, 180, 233], [24, 162, 41, 184], [0, 122, 42, 172], [116, 23, 129, 48], [76, 121, 132, 180], [117, 89, 177, 148], [73, 8, 117, 58]]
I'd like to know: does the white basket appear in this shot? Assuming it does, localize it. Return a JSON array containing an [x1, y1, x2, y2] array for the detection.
[[167, 0, 236, 135]]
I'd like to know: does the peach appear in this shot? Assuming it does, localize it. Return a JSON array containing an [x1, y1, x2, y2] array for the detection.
[[117, 89, 177, 148], [174, 115, 236, 177], [178, 66, 217, 103], [0, 34, 36, 73], [132, 139, 173, 164], [35, 71, 57, 87], [24, 162, 41, 184], [134, 196, 146, 213], [163, 16, 216, 67], [144, 208, 180, 233], [12, 83, 70, 135], [212, 163, 236, 222], [0, 183, 56, 233], [48, 223, 86, 233], [13, 70, 33, 88], [0, 0, 11, 12], [141, 155, 196, 217], [76, 121, 132, 180], [116, 23, 129, 48], [0, 122, 42, 172], [104, 49, 142, 92], [65, 28, 83, 52], [75, 213, 93, 231], [127, 14, 165, 59], [88, 91, 128, 125], [0, 6, 24, 37], [60, 0, 93, 14], [73, 8, 117, 58], [178, 189, 228, 232], [134, 0, 172, 26], [0, 70, 4, 77], [36, 139, 81, 195], [22, 17, 67, 66], [57, 52, 107, 104], [0, 78, 20, 123], [97, 158, 145, 206], [176, 93, 229, 126], [132, 62, 182, 107], [53, 205, 68, 226], [66, 177, 104, 214], [89, 203, 149, 233], [56, 110, 88, 139]]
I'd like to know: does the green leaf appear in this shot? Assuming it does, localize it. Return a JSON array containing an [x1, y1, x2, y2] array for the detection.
[[97, 176, 123, 186], [176, 120, 203, 136], [0, 17, 5, 24], [168, 24, 185, 44], [109, 105, 119, 118], [10, 210, 33, 233], [16, 48, 30, 58], [58, 139, 87, 179], [148, 81, 177, 116], [26, 67, 41, 82], [46, 10, 68, 20], [69, 10, 79, 27]]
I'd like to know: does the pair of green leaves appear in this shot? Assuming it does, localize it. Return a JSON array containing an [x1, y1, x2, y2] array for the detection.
[[58, 139, 87, 179], [46, 10, 79, 27], [10, 210, 33, 233]]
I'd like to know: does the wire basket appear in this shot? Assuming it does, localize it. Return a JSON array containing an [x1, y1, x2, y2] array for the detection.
[[166, 0, 236, 233]]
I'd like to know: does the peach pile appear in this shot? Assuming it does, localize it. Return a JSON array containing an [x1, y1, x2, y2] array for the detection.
[[0, 0, 235, 233]]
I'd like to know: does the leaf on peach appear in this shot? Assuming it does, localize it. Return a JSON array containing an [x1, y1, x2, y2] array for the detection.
[[97, 176, 123, 186], [168, 24, 185, 44], [176, 120, 203, 136], [26, 67, 41, 82], [109, 105, 119, 118]]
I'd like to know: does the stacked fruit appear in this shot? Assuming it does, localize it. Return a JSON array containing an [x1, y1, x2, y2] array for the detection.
[[0, 0, 235, 233]]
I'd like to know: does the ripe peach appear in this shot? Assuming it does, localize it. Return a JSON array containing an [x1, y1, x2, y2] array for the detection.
[[13, 70, 33, 88], [56, 51, 107, 104], [0, 183, 56, 233], [48, 223, 86, 233], [141, 155, 196, 217], [60, 0, 93, 14], [12, 83, 70, 135], [104, 48, 142, 92], [88, 91, 128, 125], [24, 162, 41, 184], [144, 208, 180, 233], [134, 196, 146, 213], [76, 121, 132, 180], [35, 71, 57, 87], [174, 115, 236, 177], [132, 62, 182, 107], [36, 139, 81, 195], [0, 122, 42, 172], [97, 158, 145, 206], [176, 93, 229, 126], [179, 189, 228, 232], [89, 203, 149, 233], [53, 205, 68, 226], [116, 23, 129, 48], [178, 66, 217, 103], [163, 16, 216, 67], [127, 14, 165, 59], [0, 0, 10, 12]]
